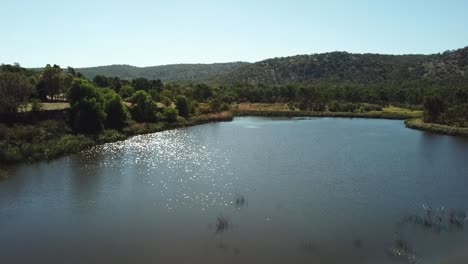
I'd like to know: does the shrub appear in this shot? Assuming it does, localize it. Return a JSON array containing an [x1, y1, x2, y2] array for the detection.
[[9, 125, 38, 142], [2, 145, 23, 162], [161, 96, 172, 107], [209, 98, 222, 113], [97, 130, 126, 143], [220, 103, 230, 111], [175, 95, 190, 118], [164, 108, 178, 123], [47, 135, 94, 158]]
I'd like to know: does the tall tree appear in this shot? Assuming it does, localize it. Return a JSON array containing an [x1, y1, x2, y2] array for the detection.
[[0, 72, 34, 117], [36, 65, 65, 101]]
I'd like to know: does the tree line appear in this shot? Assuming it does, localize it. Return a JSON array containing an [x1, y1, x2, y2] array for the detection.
[[1, 63, 467, 130]]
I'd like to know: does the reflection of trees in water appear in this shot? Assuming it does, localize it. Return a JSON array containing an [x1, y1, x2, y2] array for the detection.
[[67, 145, 129, 208]]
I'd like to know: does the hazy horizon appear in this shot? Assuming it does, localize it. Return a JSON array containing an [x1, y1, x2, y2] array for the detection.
[[2, 0, 468, 68]]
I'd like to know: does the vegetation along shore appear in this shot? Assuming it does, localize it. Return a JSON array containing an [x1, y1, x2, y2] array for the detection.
[[1, 47, 468, 179]]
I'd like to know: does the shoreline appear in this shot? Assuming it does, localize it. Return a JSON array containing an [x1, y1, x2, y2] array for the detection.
[[2, 112, 466, 181], [405, 118, 468, 137], [0, 111, 233, 181]]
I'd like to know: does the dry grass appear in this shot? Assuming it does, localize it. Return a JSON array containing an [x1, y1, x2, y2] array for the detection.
[[235, 103, 291, 111], [233, 103, 422, 120], [21, 102, 70, 112]]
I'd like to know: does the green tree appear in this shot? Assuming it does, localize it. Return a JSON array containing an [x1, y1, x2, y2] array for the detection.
[[68, 79, 106, 133], [93, 75, 109, 87], [128, 90, 158, 122], [175, 95, 190, 118], [68, 79, 104, 106], [119, 85, 135, 99], [0, 72, 34, 116], [105, 94, 128, 129], [423, 95, 445, 123], [193, 84, 213, 102], [71, 98, 106, 133], [36, 64, 65, 101]]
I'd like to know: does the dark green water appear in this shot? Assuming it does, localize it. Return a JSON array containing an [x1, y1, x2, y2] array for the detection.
[[1, 117, 468, 264]]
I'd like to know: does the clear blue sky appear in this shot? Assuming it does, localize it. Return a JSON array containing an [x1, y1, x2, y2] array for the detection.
[[2, 0, 468, 68]]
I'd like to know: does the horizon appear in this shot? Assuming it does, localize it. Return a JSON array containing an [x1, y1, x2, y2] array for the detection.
[[2, 0, 468, 68]]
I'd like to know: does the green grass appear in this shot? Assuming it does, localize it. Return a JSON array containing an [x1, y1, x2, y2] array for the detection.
[[405, 118, 468, 137]]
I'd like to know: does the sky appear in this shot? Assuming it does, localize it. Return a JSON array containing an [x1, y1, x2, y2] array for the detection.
[[1, 0, 468, 68]]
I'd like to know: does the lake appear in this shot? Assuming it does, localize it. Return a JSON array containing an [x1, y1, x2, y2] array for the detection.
[[1, 117, 468, 264]]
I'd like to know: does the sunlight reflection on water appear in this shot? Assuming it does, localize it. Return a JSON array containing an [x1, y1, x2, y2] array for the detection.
[[82, 129, 237, 211]]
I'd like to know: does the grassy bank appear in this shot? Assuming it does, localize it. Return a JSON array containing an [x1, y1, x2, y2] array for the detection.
[[405, 118, 468, 137], [0, 111, 232, 168], [233, 105, 422, 120]]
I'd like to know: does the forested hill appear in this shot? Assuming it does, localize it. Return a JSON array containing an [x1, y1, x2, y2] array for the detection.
[[219, 47, 468, 85], [65, 47, 467, 84], [75, 62, 249, 82]]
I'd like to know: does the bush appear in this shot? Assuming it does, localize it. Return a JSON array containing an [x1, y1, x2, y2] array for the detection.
[[220, 103, 230, 111], [175, 95, 190, 118], [105, 94, 128, 129], [8, 125, 38, 142], [164, 108, 178, 123], [161, 96, 172, 107], [1, 145, 23, 162], [47, 135, 94, 158], [129, 91, 158, 122], [209, 98, 222, 113], [97, 130, 126, 144]]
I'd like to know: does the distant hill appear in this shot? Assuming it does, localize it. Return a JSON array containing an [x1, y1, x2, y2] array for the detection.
[[75, 62, 249, 82], [52, 47, 468, 85], [219, 47, 468, 85]]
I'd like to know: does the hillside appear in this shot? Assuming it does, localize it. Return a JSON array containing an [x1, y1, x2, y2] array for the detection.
[[67, 47, 468, 85], [75, 62, 249, 82], [220, 47, 468, 85]]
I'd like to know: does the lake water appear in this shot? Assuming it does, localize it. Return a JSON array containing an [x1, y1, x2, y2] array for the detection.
[[1, 117, 468, 264]]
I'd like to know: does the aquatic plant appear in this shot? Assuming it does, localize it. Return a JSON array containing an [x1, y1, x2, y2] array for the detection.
[[215, 215, 230, 233], [448, 210, 467, 230], [399, 205, 467, 233], [388, 233, 418, 264], [234, 195, 246, 208]]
